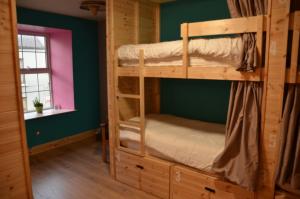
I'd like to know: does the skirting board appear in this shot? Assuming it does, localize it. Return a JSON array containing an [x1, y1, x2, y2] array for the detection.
[[29, 129, 97, 156]]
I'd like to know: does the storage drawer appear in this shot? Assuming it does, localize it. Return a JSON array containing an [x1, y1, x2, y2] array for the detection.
[[171, 166, 214, 199], [115, 150, 142, 189], [171, 166, 254, 199], [211, 180, 254, 199], [141, 157, 171, 199]]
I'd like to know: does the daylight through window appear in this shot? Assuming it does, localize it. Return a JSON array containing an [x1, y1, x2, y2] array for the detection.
[[18, 34, 53, 112]]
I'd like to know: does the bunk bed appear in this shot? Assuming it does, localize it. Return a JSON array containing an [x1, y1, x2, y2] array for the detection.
[[116, 15, 266, 80], [107, 0, 300, 199], [115, 12, 300, 81]]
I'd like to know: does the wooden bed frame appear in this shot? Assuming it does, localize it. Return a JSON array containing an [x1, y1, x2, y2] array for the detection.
[[107, 0, 300, 199], [115, 12, 300, 82]]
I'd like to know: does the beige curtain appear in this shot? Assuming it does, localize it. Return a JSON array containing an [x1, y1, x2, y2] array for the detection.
[[276, 85, 300, 196], [212, 82, 262, 190], [227, 0, 267, 71], [212, 0, 267, 191]]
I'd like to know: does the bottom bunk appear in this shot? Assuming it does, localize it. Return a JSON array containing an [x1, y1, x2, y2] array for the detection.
[[119, 114, 225, 172]]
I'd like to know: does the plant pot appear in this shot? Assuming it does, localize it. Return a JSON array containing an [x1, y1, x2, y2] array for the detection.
[[35, 106, 43, 114]]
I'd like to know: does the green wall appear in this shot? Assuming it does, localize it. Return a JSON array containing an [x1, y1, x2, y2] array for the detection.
[[160, 0, 231, 124], [17, 8, 100, 148]]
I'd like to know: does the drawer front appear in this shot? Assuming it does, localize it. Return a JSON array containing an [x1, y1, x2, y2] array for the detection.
[[211, 180, 255, 199], [115, 150, 142, 189], [171, 166, 214, 199], [141, 157, 171, 199]]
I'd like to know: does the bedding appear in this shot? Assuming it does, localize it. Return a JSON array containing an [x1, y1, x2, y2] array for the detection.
[[119, 114, 225, 171], [117, 37, 243, 68]]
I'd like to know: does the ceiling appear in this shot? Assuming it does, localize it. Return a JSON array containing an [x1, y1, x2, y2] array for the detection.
[[16, 0, 106, 21]]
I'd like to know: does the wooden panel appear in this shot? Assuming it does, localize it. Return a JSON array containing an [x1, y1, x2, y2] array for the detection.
[[115, 150, 141, 189], [144, 66, 186, 78], [188, 67, 263, 81], [118, 66, 186, 78], [171, 166, 213, 199], [212, 180, 254, 199], [0, 0, 32, 198], [258, 0, 291, 198], [141, 157, 171, 199], [113, 0, 137, 46], [181, 15, 266, 37], [139, 0, 157, 43], [171, 166, 254, 199]]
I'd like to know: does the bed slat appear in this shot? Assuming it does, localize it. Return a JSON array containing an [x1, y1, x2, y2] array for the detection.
[[181, 15, 267, 37]]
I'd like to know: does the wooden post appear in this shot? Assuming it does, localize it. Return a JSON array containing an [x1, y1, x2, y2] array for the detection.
[[258, 0, 291, 198], [139, 50, 145, 155], [181, 23, 189, 78], [106, 0, 116, 178]]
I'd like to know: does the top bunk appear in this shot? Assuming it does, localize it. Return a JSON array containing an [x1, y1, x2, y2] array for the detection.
[[109, 0, 300, 82]]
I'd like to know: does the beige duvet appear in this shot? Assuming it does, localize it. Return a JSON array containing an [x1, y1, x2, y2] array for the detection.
[[120, 114, 225, 171], [117, 37, 243, 68]]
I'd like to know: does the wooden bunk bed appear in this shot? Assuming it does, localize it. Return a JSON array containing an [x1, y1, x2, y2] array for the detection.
[[106, 0, 300, 199]]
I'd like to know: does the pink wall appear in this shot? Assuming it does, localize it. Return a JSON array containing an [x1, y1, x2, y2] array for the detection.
[[18, 24, 74, 110]]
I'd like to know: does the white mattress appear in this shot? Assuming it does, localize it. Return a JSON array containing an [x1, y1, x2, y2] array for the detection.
[[118, 37, 243, 68], [119, 114, 225, 171]]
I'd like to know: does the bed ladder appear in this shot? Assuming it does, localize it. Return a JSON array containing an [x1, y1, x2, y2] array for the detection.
[[114, 50, 146, 156]]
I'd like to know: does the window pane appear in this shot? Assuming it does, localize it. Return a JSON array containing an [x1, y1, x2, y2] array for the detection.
[[36, 52, 47, 68], [40, 91, 52, 108], [38, 73, 50, 90], [21, 35, 35, 50], [23, 52, 36, 68], [35, 36, 46, 50], [25, 74, 38, 92], [26, 92, 39, 112]]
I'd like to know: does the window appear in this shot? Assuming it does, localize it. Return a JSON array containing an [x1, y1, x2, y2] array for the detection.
[[18, 34, 53, 113]]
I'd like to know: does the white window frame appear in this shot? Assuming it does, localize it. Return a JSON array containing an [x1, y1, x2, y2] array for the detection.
[[18, 32, 54, 113]]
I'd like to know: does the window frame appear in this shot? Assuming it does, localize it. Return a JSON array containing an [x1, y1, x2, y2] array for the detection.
[[18, 31, 54, 113]]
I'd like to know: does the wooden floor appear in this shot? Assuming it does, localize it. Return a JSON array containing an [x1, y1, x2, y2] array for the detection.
[[30, 137, 158, 199]]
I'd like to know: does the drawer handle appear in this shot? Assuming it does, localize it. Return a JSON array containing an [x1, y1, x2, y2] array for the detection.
[[204, 187, 215, 193], [136, 165, 144, 170]]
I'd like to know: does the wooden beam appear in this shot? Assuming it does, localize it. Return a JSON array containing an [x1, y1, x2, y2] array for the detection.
[[258, 0, 291, 198], [181, 15, 267, 37]]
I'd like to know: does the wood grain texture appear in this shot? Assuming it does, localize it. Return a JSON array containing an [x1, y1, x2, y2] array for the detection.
[[30, 138, 158, 199], [170, 166, 254, 199], [258, 0, 291, 198], [0, 0, 32, 198]]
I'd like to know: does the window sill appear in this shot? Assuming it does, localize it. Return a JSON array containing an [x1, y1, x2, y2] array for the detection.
[[24, 109, 76, 120]]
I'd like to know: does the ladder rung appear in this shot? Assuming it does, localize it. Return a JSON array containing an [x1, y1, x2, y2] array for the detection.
[[119, 120, 141, 128], [117, 93, 140, 99]]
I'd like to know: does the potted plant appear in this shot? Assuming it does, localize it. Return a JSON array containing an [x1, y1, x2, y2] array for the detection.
[[33, 98, 43, 114]]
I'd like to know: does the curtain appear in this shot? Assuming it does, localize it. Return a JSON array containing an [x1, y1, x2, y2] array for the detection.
[[212, 82, 262, 190], [227, 0, 267, 71], [276, 85, 300, 195], [212, 0, 267, 191]]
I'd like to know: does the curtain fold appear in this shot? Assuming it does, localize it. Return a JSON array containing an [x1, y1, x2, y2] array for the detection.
[[211, 0, 267, 190], [276, 85, 300, 196], [212, 82, 262, 190], [227, 0, 267, 71]]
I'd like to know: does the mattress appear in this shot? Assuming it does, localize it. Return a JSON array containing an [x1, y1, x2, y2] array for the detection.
[[118, 37, 243, 68], [119, 114, 226, 171]]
